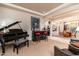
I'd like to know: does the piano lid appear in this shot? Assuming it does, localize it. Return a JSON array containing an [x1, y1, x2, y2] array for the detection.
[[0, 21, 21, 31]]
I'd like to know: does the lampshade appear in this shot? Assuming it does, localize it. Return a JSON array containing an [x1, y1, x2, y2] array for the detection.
[[76, 27, 79, 32]]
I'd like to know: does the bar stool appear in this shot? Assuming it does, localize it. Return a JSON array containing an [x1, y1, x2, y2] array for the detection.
[[35, 32, 41, 42], [43, 31, 48, 40]]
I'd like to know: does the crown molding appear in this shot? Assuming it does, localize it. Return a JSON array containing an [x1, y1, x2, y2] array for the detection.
[[1, 3, 78, 17], [48, 4, 79, 20], [2, 3, 44, 16], [2, 3, 70, 17], [43, 3, 71, 16]]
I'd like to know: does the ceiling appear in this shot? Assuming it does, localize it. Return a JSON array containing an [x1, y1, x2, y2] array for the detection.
[[1, 3, 78, 20], [13, 3, 62, 14]]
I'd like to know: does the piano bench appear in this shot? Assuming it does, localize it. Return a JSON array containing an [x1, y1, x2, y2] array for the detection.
[[13, 40, 29, 54]]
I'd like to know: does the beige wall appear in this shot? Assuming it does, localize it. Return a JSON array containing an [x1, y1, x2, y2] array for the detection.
[[0, 7, 44, 40]]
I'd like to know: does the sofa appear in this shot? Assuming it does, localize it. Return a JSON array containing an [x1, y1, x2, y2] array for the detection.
[[68, 39, 79, 55], [54, 46, 75, 56]]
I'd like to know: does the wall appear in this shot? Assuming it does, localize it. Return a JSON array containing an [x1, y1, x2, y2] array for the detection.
[[0, 7, 43, 40], [40, 17, 49, 30], [45, 4, 79, 36], [50, 14, 79, 36]]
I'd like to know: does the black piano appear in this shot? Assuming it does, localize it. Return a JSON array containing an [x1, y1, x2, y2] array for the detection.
[[0, 21, 29, 55]]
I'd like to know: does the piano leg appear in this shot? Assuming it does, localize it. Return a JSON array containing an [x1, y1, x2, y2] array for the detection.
[[0, 38, 5, 55], [27, 40, 29, 47], [16, 47, 19, 54], [13, 45, 15, 52], [1, 43, 5, 55]]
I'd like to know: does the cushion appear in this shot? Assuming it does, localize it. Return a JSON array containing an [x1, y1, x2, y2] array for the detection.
[[71, 42, 79, 48]]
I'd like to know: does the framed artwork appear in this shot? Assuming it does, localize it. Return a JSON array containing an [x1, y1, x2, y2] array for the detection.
[[52, 24, 57, 31], [64, 21, 77, 32], [31, 16, 40, 31]]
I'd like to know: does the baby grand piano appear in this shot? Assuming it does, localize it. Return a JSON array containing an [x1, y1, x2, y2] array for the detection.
[[0, 21, 29, 55]]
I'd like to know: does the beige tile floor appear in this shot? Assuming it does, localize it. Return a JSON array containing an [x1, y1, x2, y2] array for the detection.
[[0, 37, 69, 56]]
